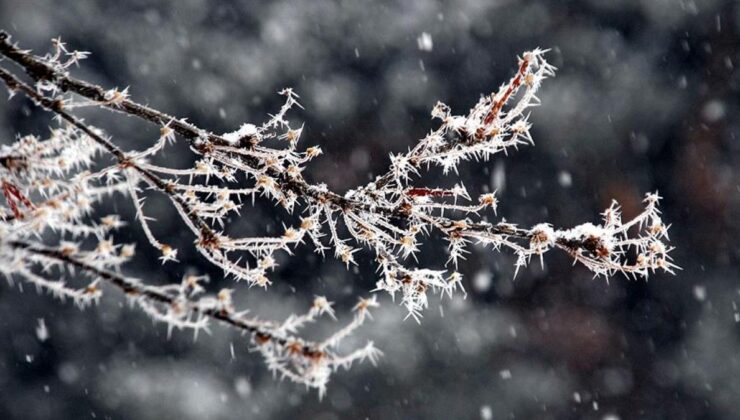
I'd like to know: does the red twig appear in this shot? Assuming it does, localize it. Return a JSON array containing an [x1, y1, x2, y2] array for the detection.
[[405, 187, 458, 198], [476, 55, 531, 139], [2, 180, 35, 219]]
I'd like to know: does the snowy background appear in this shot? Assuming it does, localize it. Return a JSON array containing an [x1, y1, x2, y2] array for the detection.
[[0, 0, 738, 419]]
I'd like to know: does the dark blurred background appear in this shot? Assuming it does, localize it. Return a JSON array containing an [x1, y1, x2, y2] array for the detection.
[[0, 0, 738, 419]]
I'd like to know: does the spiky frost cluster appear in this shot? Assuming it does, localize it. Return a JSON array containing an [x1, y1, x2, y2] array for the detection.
[[0, 32, 676, 395], [0, 127, 128, 305], [0, 121, 378, 396]]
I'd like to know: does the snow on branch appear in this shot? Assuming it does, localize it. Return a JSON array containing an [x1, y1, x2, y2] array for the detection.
[[0, 31, 676, 395]]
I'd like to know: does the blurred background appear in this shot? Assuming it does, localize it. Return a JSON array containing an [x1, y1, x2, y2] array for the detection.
[[0, 0, 738, 419]]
